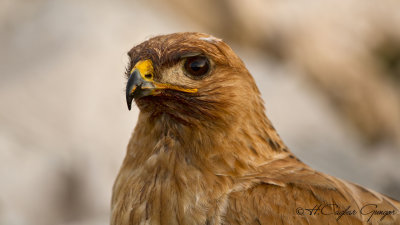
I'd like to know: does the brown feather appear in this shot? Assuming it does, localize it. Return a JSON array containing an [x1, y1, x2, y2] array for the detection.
[[112, 32, 400, 225]]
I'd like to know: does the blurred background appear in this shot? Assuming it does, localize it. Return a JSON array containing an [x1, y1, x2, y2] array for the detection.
[[1, 0, 400, 224]]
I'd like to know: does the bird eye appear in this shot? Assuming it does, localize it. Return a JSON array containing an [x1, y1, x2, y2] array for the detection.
[[184, 56, 210, 78]]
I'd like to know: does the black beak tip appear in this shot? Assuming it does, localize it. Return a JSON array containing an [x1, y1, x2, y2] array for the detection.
[[126, 93, 133, 111]]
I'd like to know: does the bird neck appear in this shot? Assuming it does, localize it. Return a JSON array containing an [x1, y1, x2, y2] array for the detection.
[[112, 103, 292, 225], [126, 106, 289, 176]]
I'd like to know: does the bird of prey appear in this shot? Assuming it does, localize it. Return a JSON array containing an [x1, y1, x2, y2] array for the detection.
[[111, 32, 400, 225]]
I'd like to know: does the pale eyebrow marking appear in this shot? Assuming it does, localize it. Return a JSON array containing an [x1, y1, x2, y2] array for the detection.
[[199, 36, 222, 44]]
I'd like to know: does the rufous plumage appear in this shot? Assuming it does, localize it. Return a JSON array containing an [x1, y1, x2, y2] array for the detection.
[[112, 32, 400, 225]]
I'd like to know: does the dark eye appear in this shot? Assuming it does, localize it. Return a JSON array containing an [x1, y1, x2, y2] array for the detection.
[[184, 56, 210, 77]]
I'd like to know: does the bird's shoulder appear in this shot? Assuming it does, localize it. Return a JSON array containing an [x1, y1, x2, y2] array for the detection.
[[223, 157, 400, 225]]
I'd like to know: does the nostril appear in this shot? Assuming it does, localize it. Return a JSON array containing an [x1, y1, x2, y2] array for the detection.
[[144, 74, 152, 79]]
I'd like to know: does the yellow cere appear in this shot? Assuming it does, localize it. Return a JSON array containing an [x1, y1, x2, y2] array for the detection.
[[131, 59, 154, 81]]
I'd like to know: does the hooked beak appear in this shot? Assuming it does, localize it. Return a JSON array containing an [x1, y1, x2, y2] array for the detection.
[[126, 69, 156, 110]]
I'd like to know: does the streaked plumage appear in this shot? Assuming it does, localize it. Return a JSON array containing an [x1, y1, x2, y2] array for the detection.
[[111, 32, 400, 225]]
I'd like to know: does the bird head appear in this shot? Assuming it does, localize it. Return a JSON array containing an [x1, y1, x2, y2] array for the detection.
[[125, 32, 265, 126], [123, 32, 286, 168]]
